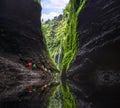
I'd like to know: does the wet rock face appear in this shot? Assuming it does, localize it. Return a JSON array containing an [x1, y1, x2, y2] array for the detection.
[[0, 0, 45, 63], [0, 0, 53, 101], [68, 0, 120, 108]]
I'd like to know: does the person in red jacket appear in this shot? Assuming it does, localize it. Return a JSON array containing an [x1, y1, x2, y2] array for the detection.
[[26, 62, 32, 68]]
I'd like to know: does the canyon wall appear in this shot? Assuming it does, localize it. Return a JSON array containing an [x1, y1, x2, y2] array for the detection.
[[0, 0, 44, 63], [0, 0, 54, 101], [68, 0, 120, 108]]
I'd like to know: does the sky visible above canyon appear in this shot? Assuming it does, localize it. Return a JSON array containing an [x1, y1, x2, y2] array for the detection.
[[41, 0, 69, 21]]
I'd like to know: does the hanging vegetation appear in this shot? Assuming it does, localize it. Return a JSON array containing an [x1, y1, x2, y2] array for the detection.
[[42, 0, 87, 71]]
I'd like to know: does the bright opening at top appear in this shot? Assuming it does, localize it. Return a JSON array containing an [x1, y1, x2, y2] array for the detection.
[[41, 0, 69, 21]]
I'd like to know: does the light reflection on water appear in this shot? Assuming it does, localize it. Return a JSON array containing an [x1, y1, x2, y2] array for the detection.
[[48, 81, 76, 108]]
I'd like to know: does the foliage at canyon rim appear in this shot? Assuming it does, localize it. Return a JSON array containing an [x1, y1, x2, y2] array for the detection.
[[42, 0, 87, 71]]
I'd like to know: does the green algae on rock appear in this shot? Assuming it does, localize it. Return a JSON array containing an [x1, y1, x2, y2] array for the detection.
[[42, 0, 87, 71]]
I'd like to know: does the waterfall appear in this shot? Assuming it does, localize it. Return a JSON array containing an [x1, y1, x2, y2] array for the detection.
[[57, 48, 62, 70]]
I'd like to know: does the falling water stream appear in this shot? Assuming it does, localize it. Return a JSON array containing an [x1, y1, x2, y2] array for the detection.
[[40, 0, 77, 107], [48, 81, 76, 108], [46, 56, 76, 108], [57, 48, 62, 70]]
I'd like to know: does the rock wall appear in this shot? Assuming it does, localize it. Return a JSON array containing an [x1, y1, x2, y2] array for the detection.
[[0, 0, 54, 101], [68, 0, 120, 108], [0, 0, 44, 63]]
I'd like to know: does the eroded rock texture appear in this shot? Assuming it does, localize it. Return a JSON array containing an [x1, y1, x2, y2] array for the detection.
[[0, 0, 54, 101], [68, 0, 120, 108], [0, 0, 44, 63]]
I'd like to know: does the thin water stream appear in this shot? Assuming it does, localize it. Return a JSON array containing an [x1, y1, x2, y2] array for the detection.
[[48, 81, 76, 108], [45, 69, 76, 108]]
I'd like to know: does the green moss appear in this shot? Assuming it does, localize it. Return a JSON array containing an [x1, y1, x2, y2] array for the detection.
[[62, 0, 87, 71], [61, 82, 76, 108], [48, 83, 76, 108], [42, 16, 66, 71], [41, 0, 87, 71]]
